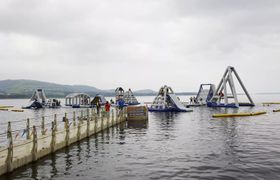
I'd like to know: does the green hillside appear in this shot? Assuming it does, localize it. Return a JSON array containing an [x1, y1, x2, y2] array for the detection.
[[0, 79, 157, 98]]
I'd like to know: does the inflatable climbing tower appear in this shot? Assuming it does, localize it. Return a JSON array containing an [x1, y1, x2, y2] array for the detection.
[[207, 66, 254, 108], [149, 85, 191, 112]]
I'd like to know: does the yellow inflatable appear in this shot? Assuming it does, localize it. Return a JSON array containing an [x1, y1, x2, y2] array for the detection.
[[262, 102, 280, 105], [0, 106, 14, 108], [11, 109, 24, 112], [212, 111, 266, 118]]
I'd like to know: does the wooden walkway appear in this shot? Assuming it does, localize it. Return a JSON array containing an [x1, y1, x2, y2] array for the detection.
[[0, 107, 127, 176]]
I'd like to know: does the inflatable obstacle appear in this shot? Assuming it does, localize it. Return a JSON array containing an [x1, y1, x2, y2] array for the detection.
[[149, 85, 192, 112], [207, 66, 254, 108]]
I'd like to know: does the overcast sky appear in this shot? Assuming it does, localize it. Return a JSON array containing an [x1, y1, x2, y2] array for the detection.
[[0, 0, 280, 92]]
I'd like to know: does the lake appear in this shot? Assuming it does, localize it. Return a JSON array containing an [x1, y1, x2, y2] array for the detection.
[[1, 94, 280, 180]]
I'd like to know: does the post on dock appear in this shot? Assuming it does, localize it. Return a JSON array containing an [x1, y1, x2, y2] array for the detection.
[[81, 110, 84, 119], [6, 122, 13, 172], [91, 108, 94, 121], [26, 118, 30, 139], [32, 126, 38, 161], [101, 111, 104, 130], [41, 117, 45, 135], [77, 117, 81, 141], [54, 114, 57, 132], [87, 108, 89, 120], [86, 114, 90, 137], [65, 117, 70, 146], [51, 121, 56, 152], [111, 109, 114, 125], [106, 110, 109, 128], [73, 111, 76, 127], [94, 114, 97, 134]]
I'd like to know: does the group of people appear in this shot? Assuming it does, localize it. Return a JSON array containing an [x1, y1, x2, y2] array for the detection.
[[189, 96, 203, 105], [95, 98, 126, 114], [96, 101, 111, 114]]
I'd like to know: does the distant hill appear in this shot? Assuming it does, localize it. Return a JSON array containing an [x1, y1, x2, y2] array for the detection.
[[0, 79, 157, 98]]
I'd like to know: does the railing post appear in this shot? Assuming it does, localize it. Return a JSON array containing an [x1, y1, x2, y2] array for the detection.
[[101, 111, 104, 130], [26, 118, 30, 139], [65, 117, 70, 146], [51, 121, 56, 152], [73, 111, 76, 127], [81, 110, 83, 119], [53, 114, 57, 132], [77, 117, 81, 141], [86, 114, 90, 137], [32, 126, 38, 161], [94, 114, 98, 134], [54, 114, 57, 131], [91, 108, 94, 121], [41, 116, 45, 135], [6, 122, 13, 172], [111, 109, 114, 125], [87, 108, 89, 120], [107, 111, 109, 128]]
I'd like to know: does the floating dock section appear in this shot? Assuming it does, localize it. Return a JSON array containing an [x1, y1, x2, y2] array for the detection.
[[0, 107, 127, 176]]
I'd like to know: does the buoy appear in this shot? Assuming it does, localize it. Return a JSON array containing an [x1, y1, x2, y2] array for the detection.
[[11, 109, 24, 112], [212, 111, 266, 118], [273, 109, 280, 112]]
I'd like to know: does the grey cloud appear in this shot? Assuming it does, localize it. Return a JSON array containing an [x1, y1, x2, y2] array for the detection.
[[0, 0, 280, 92]]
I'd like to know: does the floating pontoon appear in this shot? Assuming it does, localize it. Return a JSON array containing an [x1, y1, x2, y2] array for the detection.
[[207, 66, 254, 108], [149, 85, 192, 112], [124, 89, 140, 105]]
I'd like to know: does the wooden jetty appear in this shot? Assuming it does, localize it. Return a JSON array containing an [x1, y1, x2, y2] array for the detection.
[[0, 107, 127, 176]]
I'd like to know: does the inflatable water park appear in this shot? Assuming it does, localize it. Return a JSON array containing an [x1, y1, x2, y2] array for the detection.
[[124, 88, 140, 105], [20, 66, 255, 112], [188, 84, 216, 106], [207, 66, 254, 108], [23, 89, 61, 109], [115, 87, 140, 107], [149, 85, 192, 112]]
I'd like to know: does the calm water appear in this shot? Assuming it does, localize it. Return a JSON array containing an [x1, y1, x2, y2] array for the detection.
[[1, 94, 280, 180]]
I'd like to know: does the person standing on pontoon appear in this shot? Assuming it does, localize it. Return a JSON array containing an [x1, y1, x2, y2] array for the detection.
[[105, 101, 111, 112]]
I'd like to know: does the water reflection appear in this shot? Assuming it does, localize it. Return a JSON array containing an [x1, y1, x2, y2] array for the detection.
[[127, 120, 148, 129]]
